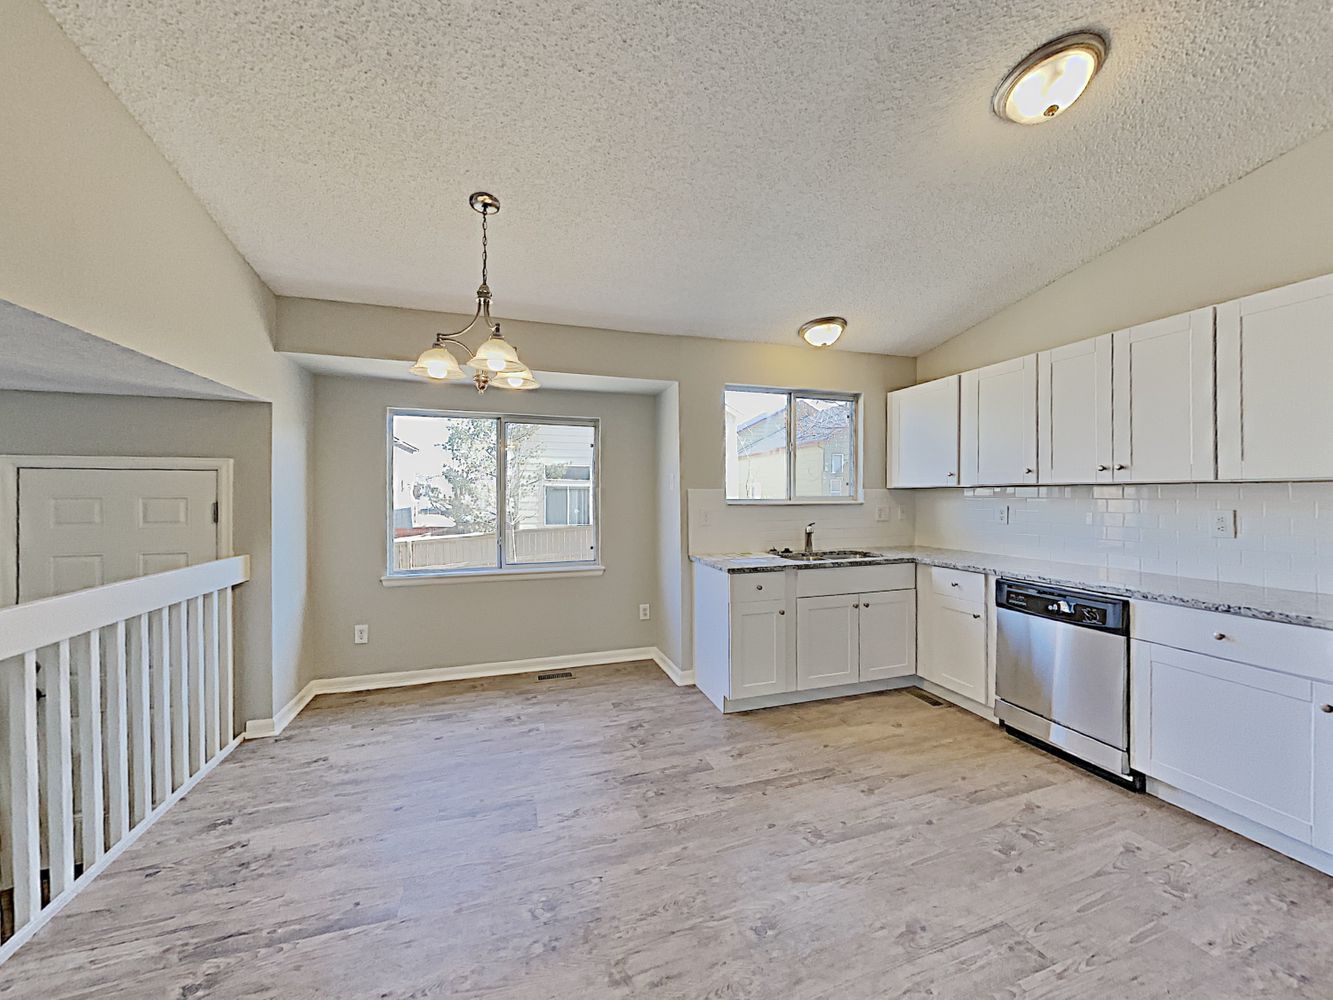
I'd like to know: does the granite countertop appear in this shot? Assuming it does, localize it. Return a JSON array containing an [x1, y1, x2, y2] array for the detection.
[[690, 545, 1333, 632]]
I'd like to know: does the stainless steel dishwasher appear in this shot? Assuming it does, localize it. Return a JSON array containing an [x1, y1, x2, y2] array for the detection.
[[994, 579, 1140, 788]]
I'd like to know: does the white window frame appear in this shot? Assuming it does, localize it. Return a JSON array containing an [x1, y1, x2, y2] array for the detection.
[[723, 386, 863, 505], [383, 408, 602, 584]]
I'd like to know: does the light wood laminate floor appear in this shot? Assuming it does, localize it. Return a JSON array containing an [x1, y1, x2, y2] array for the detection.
[[3, 661, 1331, 999]]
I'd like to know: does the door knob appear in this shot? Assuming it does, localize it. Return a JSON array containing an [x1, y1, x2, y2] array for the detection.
[[1320, 704, 1333, 713]]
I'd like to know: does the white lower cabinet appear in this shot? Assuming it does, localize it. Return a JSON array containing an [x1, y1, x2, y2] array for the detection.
[[730, 599, 789, 699], [916, 566, 988, 705], [796, 590, 916, 691], [1131, 602, 1333, 870]]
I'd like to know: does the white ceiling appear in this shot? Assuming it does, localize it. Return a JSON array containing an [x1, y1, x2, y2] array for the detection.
[[0, 301, 255, 400], [43, 1, 1333, 356]]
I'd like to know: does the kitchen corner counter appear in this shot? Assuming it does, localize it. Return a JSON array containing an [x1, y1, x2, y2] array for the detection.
[[690, 546, 1333, 632]]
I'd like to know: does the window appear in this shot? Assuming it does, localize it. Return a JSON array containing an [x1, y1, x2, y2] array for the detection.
[[724, 387, 858, 501], [388, 410, 598, 576]]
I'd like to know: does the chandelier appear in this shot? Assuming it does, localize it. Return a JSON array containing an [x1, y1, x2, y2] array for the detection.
[[411, 192, 538, 392]]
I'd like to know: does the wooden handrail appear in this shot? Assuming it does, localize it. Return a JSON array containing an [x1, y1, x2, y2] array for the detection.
[[0, 556, 249, 662]]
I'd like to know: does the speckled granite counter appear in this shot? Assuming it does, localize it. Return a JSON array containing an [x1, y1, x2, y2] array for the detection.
[[691, 545, 1333, 631]]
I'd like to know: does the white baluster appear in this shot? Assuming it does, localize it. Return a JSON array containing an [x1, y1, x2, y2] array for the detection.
[[104, 619, 131, 845], [190, 595, 206, 773], [128, 614, 152, 825], [2, 652, 41, 928], [75, 629, 106, 867], [149, 608, 172, 806], [220, 587, 235, 743], [205, 590, 221, 760], [172, 602, 189, 788], [45, 640, 75, 896]]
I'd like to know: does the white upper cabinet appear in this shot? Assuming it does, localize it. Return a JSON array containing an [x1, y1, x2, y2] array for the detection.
[[888, 375, 959, 488], [1217, 274, 1333, 481], [960, 355, 1037, 487], [1111, 308, 1216, 483], [1038, 335, 1113, 485]]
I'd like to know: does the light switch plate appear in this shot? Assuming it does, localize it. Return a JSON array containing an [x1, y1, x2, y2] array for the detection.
[[1212, 510, 1237, 539]]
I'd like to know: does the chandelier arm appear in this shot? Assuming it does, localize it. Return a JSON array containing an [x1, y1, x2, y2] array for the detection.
[[436, 300, 484, 343]]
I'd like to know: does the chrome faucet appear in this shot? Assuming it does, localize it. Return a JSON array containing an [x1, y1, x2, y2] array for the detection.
[[804, 522, 816, 555]]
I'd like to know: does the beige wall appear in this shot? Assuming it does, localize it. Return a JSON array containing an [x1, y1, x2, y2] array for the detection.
[[0, 391, 276, 725], [309, 375, 659, 681], [654, 385, 686, 669], [917, 128, 1333, 380], [0, 0, 314, 719]]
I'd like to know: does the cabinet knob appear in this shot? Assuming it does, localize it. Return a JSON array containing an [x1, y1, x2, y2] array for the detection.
[[1115, 464, 1127, 471], [778, 609, 785, 616], [1024, 468, 1034, 475], [1213, 632, 1227, 640], [972, 613, 982, 620], [946, 472, 956, 478], [1321, 704, 1333, 713], [1097, 464, 1109, 472], [852, 603, 861, 608], [950, 582, 959, 588], [756, 584, 763, 591]]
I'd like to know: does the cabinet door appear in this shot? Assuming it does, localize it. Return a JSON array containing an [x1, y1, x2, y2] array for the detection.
[[858, 590, 916, 681], [888, 375, 960, 488], [1139, 643, 1313, 842], [960, 355, 1037, 486], [1111, 308, 1215, 482], [730, 599, 789, 699], [796, 595, 859, 690], [1217, 274, 1333, 481], [919, 596, 987, 703], [1314, 682, 1333, 854], [1038, 335, 1112, 484]]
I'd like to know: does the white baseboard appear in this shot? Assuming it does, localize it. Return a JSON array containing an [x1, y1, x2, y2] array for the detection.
[[243, 646, 690, 739], [0, 736, 242, 967]]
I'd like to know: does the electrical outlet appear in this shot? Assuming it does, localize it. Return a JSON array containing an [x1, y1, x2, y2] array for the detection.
[[1212, 510, 1237, 539], [996, 504, 1010, 525], [639, 603, 651, 621], [353, 624, 370, 645], [876, 506, 892, 522]]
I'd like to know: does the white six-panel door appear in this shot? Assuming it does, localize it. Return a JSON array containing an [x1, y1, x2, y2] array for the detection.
[[1217, 273, 1333, 481], [888, 375, 960, 488], [1038, 335, 1113, 485], [18, 468, 219, 602], [960, 355, 1037, 487], [1111, 308, 1216, 483]]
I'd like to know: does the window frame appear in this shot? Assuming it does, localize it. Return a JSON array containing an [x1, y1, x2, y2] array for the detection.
[[384, 408, 602, 582], [723, 386, 862, 505]]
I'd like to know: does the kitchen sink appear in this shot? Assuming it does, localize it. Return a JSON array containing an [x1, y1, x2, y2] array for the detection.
[[769, 548, 880, 561]]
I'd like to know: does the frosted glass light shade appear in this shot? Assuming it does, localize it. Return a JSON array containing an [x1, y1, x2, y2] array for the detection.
[[994, 33, 1106, 125], [410, 345, 465, 380], [469, 330, 521, 372]]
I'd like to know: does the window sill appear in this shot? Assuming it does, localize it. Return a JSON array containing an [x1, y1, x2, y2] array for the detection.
[[724, 498, 865, 506], [381, 565, 606, 587]]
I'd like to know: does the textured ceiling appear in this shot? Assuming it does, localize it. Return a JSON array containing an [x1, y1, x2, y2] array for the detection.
[[42, 1, 1333, 355]]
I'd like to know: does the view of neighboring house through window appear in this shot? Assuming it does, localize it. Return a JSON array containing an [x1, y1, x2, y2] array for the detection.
[[389, 410, 598, 574], [724, 387, 858, 501]]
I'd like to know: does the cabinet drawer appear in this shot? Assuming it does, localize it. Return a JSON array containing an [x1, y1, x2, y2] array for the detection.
[[1132, 601, 1333, 682], [796, 564, 914, 598], [731, 573, 788, 605], [922, 565, 985, 604]]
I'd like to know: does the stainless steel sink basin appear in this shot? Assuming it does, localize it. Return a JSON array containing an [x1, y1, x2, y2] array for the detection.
[[769, 548, 879, 561]]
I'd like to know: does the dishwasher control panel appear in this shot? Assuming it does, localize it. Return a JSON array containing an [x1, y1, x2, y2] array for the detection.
[[996, 580, 1128, 634]]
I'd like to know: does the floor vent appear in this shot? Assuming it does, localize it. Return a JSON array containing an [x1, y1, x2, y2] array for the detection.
[[537, 671, 575, 681], [909, 689, 945, 707]]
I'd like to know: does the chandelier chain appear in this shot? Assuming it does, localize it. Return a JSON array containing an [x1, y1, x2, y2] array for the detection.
[[480, 212, 489, 288]]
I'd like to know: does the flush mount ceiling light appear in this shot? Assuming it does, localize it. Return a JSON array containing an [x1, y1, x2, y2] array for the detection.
[[993, 31, 1108, 125], [411, 191, 539, 392], [798, 316, 847, 348]]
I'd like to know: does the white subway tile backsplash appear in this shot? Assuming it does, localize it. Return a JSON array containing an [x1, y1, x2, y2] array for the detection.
[[687, 489, 915, 555], [914, 481, 1333, 594]]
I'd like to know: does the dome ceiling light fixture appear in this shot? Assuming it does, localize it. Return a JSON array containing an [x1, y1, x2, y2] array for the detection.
[[798, 316, 847, 348], [411, 191, 539, 392], [993, 31, 1108, 125]]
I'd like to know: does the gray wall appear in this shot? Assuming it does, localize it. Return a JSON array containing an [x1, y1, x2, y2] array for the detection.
[[0, 389, 276, 727], [308, 375, 659, 682]]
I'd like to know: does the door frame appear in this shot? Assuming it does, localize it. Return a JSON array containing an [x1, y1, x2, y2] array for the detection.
[[0, 455, 234, 606]]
